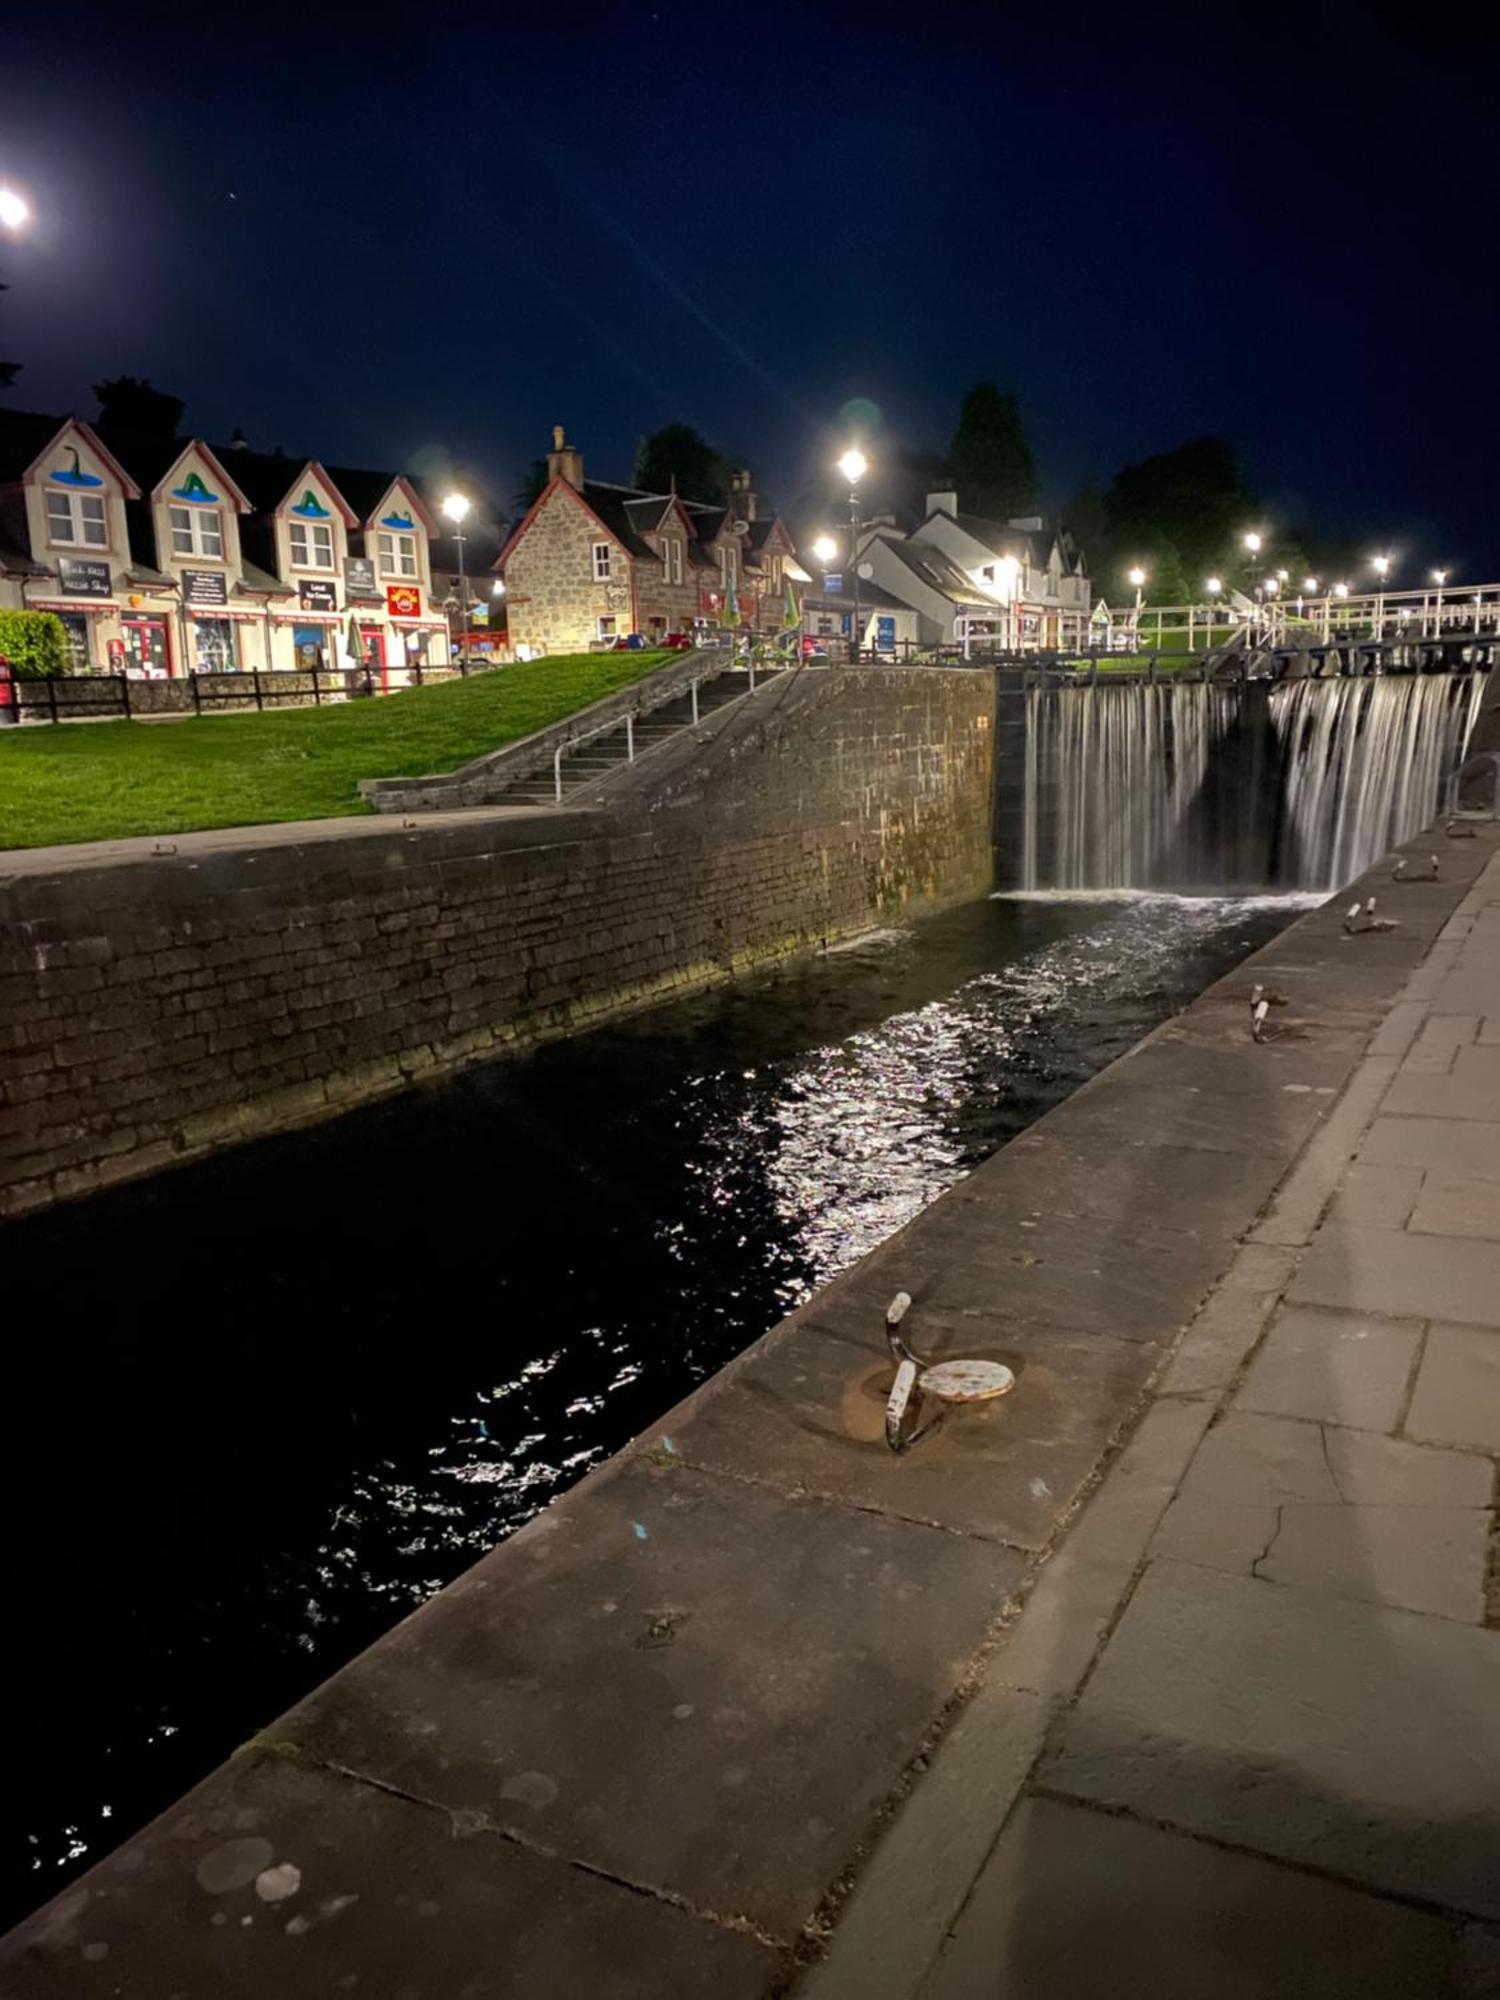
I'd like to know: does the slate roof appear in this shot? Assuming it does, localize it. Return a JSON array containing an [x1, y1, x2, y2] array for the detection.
[[873, 534, 994, 607], [209, 444, 302, 515], [578, 481, 661, 560]]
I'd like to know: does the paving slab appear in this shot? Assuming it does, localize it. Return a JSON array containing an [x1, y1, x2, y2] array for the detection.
[[1042, 1562, 1500, 1919], [0, 1752, 779, 2000], [1359, 1114, 1500, 1179], [671, 1306, 1154, 1551], [1407, 1323, 1500, 1452], [1290, 1223, 1500, 1328], [1409, 1174, 1500, 1240], [272, 1460, 1024, 1939], [920, 1795, 1471, 2000], [1256, 1501, 1489, 1623], [983, 1127, 1291, 1242], [1323, 1160, 1424, 1229], [1382, 1044, 1500, 1120], [1233, 1304, 1423, 1430], [1163, 1409, 1491, 1511]]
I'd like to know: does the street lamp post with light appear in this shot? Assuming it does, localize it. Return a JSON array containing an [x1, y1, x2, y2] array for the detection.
[[837, 449, 867, 662], [441, 492, 471, 667], [1431, 568, 1449, 637], [810, 534, 838, 649]]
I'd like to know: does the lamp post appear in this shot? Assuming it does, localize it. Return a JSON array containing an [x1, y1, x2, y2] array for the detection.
[[811, 534, 838, 649], [837, 449, 867, 662], [1242, 530, 1263, 593], [1431, 568, 1448, 638], [441, 492, 471, 667], [1126, 566, 1147, 650]]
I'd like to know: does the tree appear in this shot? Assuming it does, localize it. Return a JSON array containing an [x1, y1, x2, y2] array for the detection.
[[92, 376, 185, 451], [633, 423, 730, 505], [947, 382, 1037, 520], [1103, 437, 1253, 588], [0, 608, 71, 677], [514, 458, 550, 512]]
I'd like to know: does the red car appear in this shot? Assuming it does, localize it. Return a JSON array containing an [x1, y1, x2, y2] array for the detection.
[[659, 632, 694, 651]]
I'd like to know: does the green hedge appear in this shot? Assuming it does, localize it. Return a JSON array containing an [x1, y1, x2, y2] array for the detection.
[[0, 609, 72, 679]]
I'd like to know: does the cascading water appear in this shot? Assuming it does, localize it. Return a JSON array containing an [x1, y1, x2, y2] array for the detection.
[[1020, 672, 1487, 894], [1268, 673, 1487, 890]]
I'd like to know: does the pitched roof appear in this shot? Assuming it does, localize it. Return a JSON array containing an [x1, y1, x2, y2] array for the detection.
[[0, 407, 141, 495], [875, 534, 994, 607], [578, 481, 660, 560], [209, 443, 304, 514]]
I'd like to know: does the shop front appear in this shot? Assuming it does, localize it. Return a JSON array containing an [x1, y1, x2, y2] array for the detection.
[[122, 612, 173, 678]]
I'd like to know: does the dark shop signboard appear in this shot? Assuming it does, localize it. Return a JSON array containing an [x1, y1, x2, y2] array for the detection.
[[344, 557, 377, 597], [57, 558, 112, 598], [299, 579, 338, 612], [181, 568, 228, 607]]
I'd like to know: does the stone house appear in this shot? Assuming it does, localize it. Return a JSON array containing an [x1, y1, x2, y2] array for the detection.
[[498, 427, 799, 655]]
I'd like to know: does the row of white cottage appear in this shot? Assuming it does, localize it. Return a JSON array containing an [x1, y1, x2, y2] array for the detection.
[[797, 491, 1094, 657]]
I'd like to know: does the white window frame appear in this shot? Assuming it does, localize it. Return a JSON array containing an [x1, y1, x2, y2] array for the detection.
[[46, 487, 108, 549], [662, 538, 682, 586], [597, 614, 617, 638], [592, 541, 612, 582], [377, 530, 419, 579], [169, 504, 224, 559], [289, 518, 335, 570], [192, 616, 237, 672], [720, 547, 738, 595]]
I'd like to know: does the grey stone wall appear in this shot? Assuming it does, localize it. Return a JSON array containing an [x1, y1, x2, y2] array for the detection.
[[0, 669, 996, 1215]]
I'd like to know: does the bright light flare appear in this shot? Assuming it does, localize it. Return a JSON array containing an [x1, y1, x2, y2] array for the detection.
[[837, 448, 868, 486], [812, 534, 838, 564], [0, 187, 30, 233], [441, 492, 471, 524]]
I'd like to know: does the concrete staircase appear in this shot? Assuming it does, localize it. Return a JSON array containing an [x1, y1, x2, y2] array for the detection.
[[487, 666, 786, 807]]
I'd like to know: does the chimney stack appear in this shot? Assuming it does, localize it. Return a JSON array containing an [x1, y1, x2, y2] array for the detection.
[[926, 489, 958, 518], [547, 424, 584, 491]]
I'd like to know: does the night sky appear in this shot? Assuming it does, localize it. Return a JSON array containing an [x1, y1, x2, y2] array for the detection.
[[4, 3, 1497, 571]]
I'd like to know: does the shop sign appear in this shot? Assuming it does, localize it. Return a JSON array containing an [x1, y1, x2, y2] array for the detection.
[[181, 567, 228, 608], [386, 583, 421, 618], [58, 557, 112, 598], [824, 573, 843, 592], [300, 578, 338, 612], [344, 556, 377, 596]]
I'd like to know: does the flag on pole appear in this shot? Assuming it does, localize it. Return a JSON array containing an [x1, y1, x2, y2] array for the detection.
[[782, 577, 800, 634]]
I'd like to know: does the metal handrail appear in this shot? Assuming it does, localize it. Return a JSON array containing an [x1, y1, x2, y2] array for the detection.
[[548, 663, 778, 803]]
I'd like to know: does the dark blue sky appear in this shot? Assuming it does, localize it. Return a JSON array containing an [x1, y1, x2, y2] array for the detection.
[[4, 2, 1497, 574]]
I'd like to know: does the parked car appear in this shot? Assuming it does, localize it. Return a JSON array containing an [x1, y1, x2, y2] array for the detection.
[[660, 632, 694, 651], [610, 633, 648, 651]]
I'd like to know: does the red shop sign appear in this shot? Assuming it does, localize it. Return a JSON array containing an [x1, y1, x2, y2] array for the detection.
[[386, 584, 421, 618]]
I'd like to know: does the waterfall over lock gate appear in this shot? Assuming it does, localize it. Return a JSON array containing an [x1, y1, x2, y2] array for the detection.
[[1018, 673, 1488, 895]]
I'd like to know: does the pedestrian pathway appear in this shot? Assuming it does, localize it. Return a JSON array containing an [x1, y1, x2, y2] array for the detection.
[[804, 849, 1500, 1997]]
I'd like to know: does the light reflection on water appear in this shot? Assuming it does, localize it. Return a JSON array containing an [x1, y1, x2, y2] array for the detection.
[[2, 888, 1297, 1922]]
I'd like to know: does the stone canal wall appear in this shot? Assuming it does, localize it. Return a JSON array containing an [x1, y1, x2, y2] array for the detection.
[[0, 667, 995, 1216]]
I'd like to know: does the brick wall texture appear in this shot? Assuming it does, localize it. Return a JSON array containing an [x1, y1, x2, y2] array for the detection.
[[0, 668, 995, 1216]]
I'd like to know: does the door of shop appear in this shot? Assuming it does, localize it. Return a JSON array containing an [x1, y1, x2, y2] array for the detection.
[[361, 627, 387, 691], [121, 616, 172, 678]]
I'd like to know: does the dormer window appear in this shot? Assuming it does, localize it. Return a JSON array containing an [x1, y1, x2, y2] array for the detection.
[[593, 542, 613, 582], [378, 530, 418, 579], [170, 504, 223, 559], [46, 487, 107, 549], [290, 519, 334, 569]]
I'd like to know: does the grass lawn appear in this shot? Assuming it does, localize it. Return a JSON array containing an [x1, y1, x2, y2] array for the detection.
[[0, 653, 670, 851]]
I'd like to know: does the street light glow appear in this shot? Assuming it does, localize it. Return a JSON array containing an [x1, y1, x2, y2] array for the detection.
[[811, 534, 838, 565], [1432, 568, 1449, 585], [441, 492, 471, 524], [1263, 576, 1280, 597], [1205, 576, 1222, 595], [1371, 553, 1391, 578], [1127, 566, 1146, 587], [491, 578, 506, 597], [1333, 581, 1349, 598], [837, 448, 868, 486], [0, 187, 30, 233], [1242, 531, 1263, 554], [1304, 577, 1319, 593]]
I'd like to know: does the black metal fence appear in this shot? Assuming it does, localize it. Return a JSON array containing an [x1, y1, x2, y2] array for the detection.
[[6, 654, 496, 725]]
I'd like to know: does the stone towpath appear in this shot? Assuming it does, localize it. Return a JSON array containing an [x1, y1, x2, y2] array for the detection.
[[5, 827, 1500, 1997], [805, 841, 1500, 1999]]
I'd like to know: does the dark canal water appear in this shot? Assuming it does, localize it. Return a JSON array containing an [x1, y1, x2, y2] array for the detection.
[[1, 888, 1307, 1928]]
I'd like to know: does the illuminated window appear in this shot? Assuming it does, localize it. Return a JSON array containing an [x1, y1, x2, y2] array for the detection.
[[593, 542, 612, 581], [46, 488, 107, 548], [170, 505, 223, 558], [290, 520, 334, 569], [378, 531, 418, 578]]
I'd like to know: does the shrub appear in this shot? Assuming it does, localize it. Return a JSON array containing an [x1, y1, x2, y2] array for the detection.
[[0, 609, 72, 679]]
